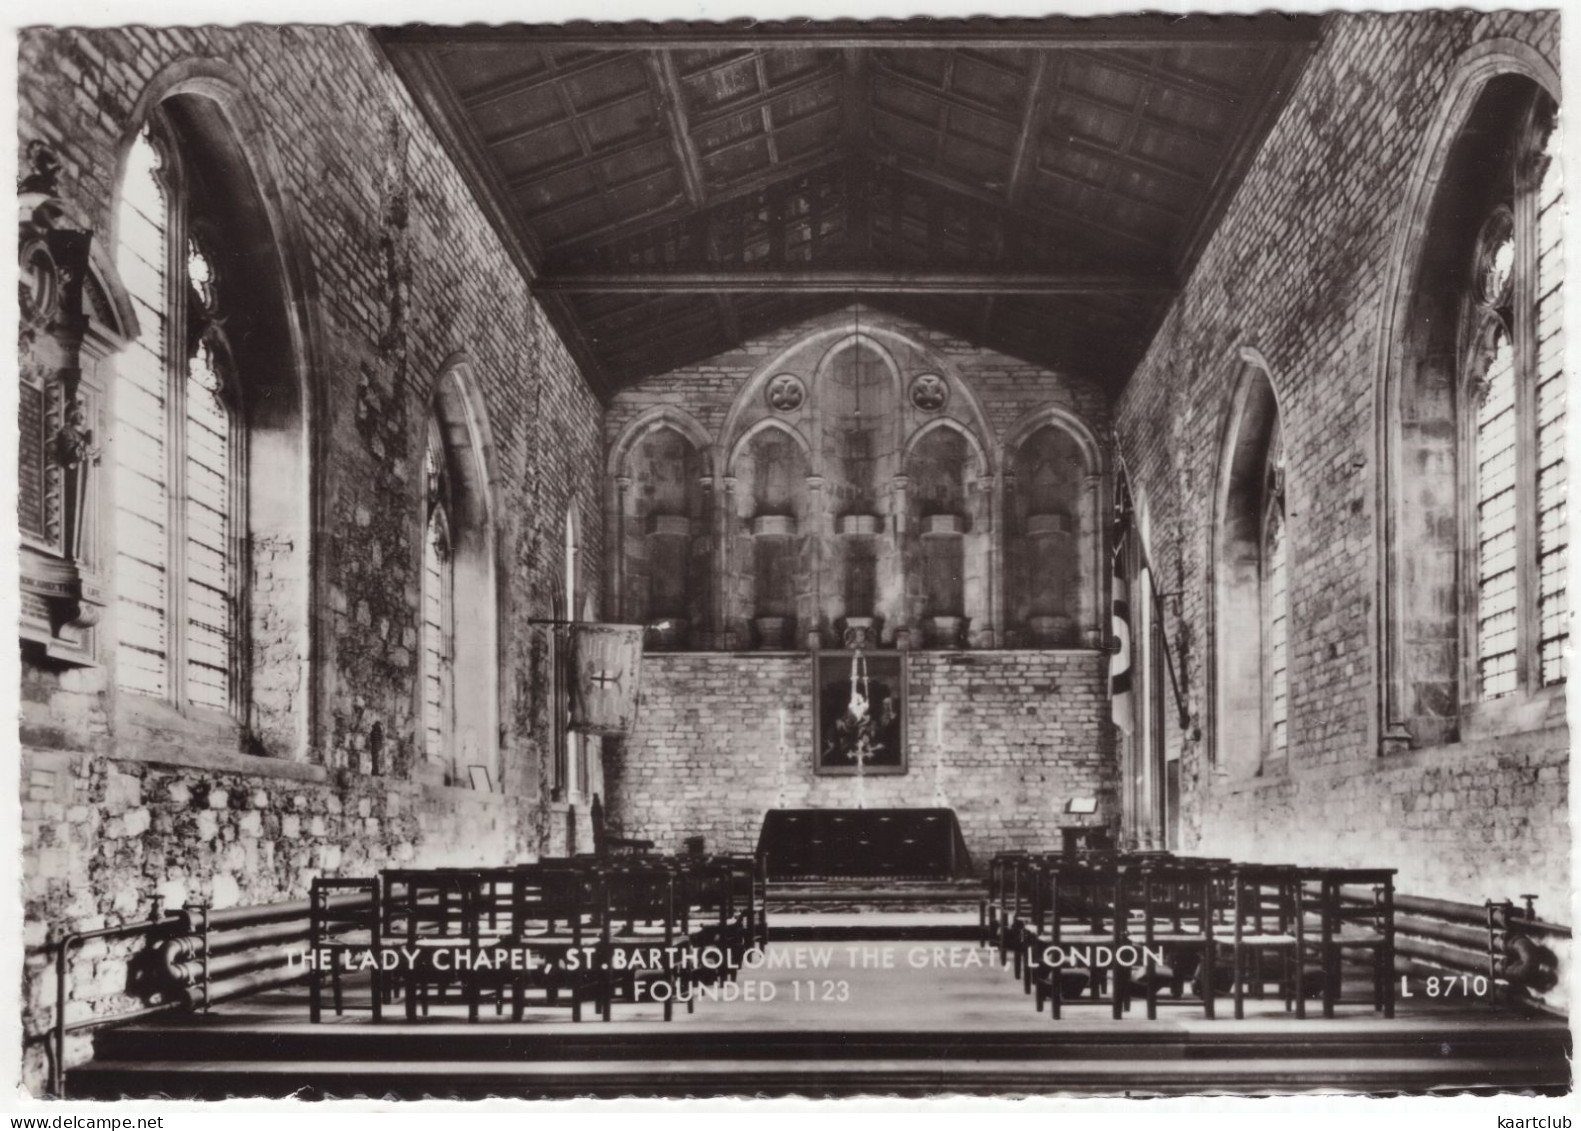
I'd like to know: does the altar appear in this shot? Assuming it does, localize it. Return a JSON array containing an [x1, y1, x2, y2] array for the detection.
[[756, 808, 972, 881]]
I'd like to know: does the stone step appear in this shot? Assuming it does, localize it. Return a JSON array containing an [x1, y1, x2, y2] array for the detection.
[[89, 1010, 1569, 1066], [68, 1053, 1571, 1100]]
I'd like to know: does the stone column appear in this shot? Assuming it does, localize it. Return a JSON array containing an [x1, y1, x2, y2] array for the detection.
[[805, 475, 825, 650], [718, 475, 736, 650], [697, 473, 715, 647], [992, 470, 1012, 648], [611, 475, 631, 623], [1082, 471, 1103, 648], [888, 473, 910, 643]]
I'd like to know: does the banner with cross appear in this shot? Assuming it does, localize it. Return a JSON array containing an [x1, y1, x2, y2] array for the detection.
[[568, 623, 646, 736]]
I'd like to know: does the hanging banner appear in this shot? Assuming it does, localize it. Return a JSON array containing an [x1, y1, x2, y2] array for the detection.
[[1109, 539, 1134, 735], [569, 623, 646, 736]]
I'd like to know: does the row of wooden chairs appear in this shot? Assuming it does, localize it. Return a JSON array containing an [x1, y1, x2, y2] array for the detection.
[[308, 852, 767, 1024], [981, 850, 1396, 1021]]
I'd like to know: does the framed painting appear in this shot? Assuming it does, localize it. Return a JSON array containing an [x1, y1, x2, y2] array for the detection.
[[814, 651, 907, 775]]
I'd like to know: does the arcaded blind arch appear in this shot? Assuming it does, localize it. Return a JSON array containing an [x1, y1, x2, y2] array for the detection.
[[113, 122, 243, 716], [1384, 66, 1565, 747], [1212, 362, 1287, 779]]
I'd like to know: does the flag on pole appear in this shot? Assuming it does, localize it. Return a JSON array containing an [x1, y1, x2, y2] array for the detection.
[[569, 623, 646, 736], [1110, 539, 1133, 734]]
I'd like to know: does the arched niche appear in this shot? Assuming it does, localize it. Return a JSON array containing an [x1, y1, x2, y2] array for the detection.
[[1377, 47, 1561, 750], [607, 414, 714, 645], [1209, 357, 1287, 780], [1004, 418, 1100, 646], [728, 422, 812, 649], [902, 420, 990, 648], [425, 360, 500, 786]]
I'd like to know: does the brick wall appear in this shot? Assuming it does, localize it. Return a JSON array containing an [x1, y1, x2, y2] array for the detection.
[[17, 25, 604, 1091], [1113, 12, 1568, 912], [608, 650, 1116, 866]]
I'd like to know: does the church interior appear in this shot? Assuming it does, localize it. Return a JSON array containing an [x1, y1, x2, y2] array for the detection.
[[14, 9, 1573, 1099]]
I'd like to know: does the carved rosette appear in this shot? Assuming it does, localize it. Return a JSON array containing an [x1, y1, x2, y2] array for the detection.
[[909, 373, 948, 412], [765, 372, 806, 413]]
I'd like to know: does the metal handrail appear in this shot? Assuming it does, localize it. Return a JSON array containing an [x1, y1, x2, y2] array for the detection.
[[49, 892, 373, 1097], [51, 909, 186, 1098]]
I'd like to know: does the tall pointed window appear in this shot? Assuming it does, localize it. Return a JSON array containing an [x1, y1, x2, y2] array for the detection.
[[113, 123, 243, 714], [1463, 93, 1566, 703], [422, 419, 454, 764]]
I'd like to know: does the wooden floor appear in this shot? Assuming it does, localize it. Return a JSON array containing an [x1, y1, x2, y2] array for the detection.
[[70, 921, 1572, 1099]]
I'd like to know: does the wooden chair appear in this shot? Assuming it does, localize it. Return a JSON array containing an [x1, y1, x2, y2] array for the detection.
[[1217, 865, 1304, 1019], [1030, 859, 1131, 1019], [382, 868, 495, 1022], [309, 877, 383, 1023], [1133, 860, 1221, 1020], [1306, 867, 1396, 1018], [597, 862, 680, 1020], [510, 862, 604, 1021]]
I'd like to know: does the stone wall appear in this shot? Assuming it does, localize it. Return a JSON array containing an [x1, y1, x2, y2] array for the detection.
[[1113, 11, 1569, 913], [17, 25, 604, 1092], [607, 650, 1116, 866]]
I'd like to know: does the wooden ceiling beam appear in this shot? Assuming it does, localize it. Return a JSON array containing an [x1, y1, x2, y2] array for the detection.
[[458, 49, 641, 110], [1004, 53, 1054, 207], [503, 136, 670, 194], [537, 266, 1176, 294], [544, 148, 846, 255], [480, 79, 649, 151], [646, 51, 710, 208], [688, 64, 839, 132], [1068, 48, 1245, 106], [876, 147, 1162, 256], [842, 48, 871, 149], [379, 16, 1324, 51]]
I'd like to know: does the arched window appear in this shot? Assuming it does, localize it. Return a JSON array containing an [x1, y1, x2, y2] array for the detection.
[[1212, 361, 1287, 778], [421, 419, 454, 764], [1462, 95, 1565, 701], [1384, 68, 1564, 748], [113, 122, 244, 715]]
